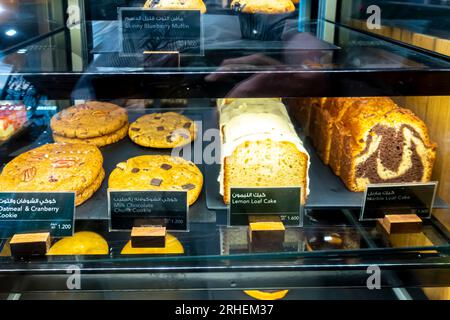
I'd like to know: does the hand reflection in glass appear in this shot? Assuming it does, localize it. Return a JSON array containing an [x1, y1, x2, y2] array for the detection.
[[205, 47, 332, 98]]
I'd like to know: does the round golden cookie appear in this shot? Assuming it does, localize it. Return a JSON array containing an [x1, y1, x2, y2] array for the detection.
[[47, 231, 109, 255], [108, 155, 203, 206], [76, 168, 105, 206], [53, 124, 129, 147], [121, 233, 184, 255], [0, 143, 104, 206], [144, 0, 207, 13], [128, 112, 197, 148], [51, 101, 128, 139], [244, 290, 289, 300]]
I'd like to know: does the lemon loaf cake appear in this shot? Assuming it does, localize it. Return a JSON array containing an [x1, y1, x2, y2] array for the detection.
[[218, 99, 310, 204]]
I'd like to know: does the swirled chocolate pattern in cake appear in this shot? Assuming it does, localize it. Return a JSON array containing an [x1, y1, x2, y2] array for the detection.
[[308, 97, 436, 192], [355, 124, 427, 184]]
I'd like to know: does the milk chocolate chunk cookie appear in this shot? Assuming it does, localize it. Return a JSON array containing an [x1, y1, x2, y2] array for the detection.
[[51, 101, 128, 139], [0, 143, 104, 206], [128, 112, 197, 148], [108, 155, 203, 205]]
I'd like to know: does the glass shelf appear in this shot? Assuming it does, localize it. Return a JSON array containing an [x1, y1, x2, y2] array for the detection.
[[1, 20, 449, 98], [0, 105, 448, 290]]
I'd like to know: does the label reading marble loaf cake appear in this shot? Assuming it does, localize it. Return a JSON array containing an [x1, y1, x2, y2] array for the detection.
[[360, 182, 437, 220], [108, 190, 188, 231], [229, 187, 302, 226]]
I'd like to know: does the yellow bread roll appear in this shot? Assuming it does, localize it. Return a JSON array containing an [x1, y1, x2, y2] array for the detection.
[[47, 231, 109, 255], [244, 290, 289, 300]]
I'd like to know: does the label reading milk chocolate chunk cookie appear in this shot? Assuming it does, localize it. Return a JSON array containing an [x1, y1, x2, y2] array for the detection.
[[229, 187, 302, 226], [360, 182, 438, 220], [108, 190, 188, 231], [0, 192, 75, 238]]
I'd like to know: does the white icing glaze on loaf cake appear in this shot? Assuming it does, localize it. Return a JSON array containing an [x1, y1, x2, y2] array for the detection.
[[218, 99, 310, 203]]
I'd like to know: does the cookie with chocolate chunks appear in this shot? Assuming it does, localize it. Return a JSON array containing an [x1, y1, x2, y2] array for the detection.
[[108, 155, 203, 205], [128, 112, 197, 149], [0, 143, 104, 206]]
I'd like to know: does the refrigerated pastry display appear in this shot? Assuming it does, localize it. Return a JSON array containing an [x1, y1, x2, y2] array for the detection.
[[218, 98, 310, 204], [51, 101, 129, 147], [47, 231, 109, 255], [305, 97, 437, 192], [121, 233, 184, 255], [108, 155, 203, 206], [0, 143, 105, 206]]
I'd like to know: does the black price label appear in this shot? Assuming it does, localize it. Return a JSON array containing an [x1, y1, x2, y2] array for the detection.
[[229, 187, 302, 226], [119, 8, 203, 55], [360, 182, 438, 220], [108, 190, 188, 231], [0, 192, 75, 238]]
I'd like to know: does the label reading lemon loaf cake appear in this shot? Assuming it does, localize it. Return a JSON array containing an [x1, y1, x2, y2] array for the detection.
[[218, 99, 310, 204]]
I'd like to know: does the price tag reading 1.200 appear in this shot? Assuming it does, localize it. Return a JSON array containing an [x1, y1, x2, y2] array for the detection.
[[229, 187, 303, 226], [0, 192, 75, 238]]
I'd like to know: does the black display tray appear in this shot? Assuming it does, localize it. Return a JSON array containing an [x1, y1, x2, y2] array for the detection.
[[205, 112, 449, 211], [6, 106, 217, 222], [4, 106, 448, 219], [76, 107, 218, 221]]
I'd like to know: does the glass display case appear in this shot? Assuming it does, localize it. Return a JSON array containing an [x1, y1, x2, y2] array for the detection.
[[0, 0, 449, 300]]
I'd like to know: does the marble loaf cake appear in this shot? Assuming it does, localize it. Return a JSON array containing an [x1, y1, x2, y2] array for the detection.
[[309, 97, 436, 192], [218, 99, 310, 204]]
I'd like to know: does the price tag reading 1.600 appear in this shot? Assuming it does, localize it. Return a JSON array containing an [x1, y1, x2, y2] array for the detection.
[[281, 215, 300, 222]]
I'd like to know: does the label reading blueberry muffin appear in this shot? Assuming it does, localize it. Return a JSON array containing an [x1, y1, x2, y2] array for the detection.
[[119, 8, 203, 55]]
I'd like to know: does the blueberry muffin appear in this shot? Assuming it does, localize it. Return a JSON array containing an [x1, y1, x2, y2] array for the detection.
[[231, 0, 295, 40]]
